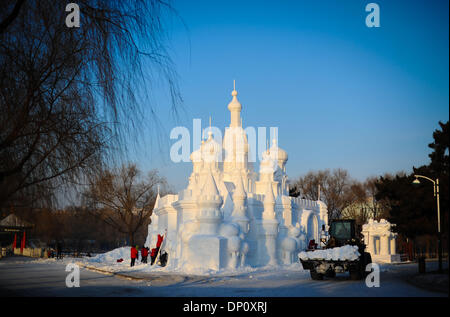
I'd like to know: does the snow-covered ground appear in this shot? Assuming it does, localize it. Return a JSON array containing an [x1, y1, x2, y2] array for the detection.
[[0, 252, 447, 297], [78, 247, 264, 276]]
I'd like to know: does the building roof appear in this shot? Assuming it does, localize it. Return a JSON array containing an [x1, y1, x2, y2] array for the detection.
[[0, 214, 33, 228]]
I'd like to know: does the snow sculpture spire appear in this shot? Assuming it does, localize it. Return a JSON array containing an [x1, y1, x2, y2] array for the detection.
[[234, 173, 247, 201], [201, 170, 220, 199], [154, 185, 161, 210], [209, 115, 213, 137], [228, 80, 242, 128], [197, 170, 223, 235]]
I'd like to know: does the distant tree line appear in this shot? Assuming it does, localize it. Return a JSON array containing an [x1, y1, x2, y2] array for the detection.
[[290, 121, 449, 258], [1, 163, 168, 251], [289, 169, 389, 226]]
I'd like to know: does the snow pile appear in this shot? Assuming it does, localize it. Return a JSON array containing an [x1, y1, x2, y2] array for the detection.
[[76, 246, 306, 276], [299, 245, 360, 261], [87, 247, 131, 264]]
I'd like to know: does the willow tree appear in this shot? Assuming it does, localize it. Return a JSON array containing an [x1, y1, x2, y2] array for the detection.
[[0, 0, 181, 208], [83, 164, 166, 246]]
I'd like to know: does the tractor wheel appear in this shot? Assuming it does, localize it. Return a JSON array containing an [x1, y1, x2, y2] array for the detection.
[[362, 252, 372, 278], [349, 268, 362, 280], [310, 270, 324, 280]]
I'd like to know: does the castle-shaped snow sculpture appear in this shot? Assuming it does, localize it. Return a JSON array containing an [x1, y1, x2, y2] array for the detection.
[[145, 84, 328, 271]]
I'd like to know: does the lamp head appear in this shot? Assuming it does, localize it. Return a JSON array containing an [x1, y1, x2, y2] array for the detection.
[[412, 178, 420, 185]]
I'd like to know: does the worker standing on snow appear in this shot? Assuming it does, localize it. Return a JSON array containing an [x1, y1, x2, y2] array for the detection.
[[130, 245, 138, 267], [141, 246, 149, 263], [150, 247, 157, 265]]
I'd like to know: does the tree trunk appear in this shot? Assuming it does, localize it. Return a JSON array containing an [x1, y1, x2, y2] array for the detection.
[[129, 233, 135, 247]]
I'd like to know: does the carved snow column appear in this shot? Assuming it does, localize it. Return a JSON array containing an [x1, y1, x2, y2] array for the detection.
[[282, 205, 292, 228], [380, 234, 390, 256], [240, 241, 249, 267], [146, 194, 161, 248], [260, 181, 279, 266], [390, 233, 397, 255], [275, 195, 292, 261], [317, 201, 329, 230], [368, 235, 375, 255], [231, 174, 249, 237]]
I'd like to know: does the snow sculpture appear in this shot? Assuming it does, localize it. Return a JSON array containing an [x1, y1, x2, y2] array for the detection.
[[146, 83, 328, 271], [362, 219, 401, 263]]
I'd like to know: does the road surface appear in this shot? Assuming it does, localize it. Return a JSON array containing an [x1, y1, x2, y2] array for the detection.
[[0, 256, 446, 297]]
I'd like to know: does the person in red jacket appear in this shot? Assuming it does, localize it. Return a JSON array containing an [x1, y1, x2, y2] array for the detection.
[[151, 234, 164, 264], [156, 234, 163, 248], [308, 239, 318, 250], [150, 248, 157, 265], [130, 245, 138, 267], [141, 247, 149, 263]]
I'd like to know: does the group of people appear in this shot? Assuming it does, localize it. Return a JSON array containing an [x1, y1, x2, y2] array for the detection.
[[130, 233, 167, 267], [130, 246, 151, 266]]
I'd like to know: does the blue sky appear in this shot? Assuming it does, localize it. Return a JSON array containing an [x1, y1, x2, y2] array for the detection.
[[133, 0, 449, 191]]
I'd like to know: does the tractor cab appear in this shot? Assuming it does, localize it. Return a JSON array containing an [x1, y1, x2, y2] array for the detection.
[[326, 219, 362, 249]]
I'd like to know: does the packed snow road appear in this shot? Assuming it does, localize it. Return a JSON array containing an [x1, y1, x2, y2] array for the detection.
[[0, 256, 446, 297]]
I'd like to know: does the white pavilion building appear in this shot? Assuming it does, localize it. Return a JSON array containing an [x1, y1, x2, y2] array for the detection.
[[145, 84, 328, 271]]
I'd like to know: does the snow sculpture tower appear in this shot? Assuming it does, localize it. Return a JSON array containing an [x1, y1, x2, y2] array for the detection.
[[146, 82, 329, 271], [187, 170, 227, 270]]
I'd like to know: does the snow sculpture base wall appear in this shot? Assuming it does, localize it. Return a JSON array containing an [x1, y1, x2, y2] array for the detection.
[[188, 235, 227, 271], [372, 254, 401, 263]]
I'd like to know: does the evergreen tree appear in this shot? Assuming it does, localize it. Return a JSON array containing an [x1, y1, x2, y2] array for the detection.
[[375, 121, 449, 239]]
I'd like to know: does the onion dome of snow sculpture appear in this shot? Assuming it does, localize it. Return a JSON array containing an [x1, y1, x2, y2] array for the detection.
[[259, 148, 277, 174], [201, 131, 222, 165], [227, 83, 242, 128], [270, 138, 288, 165], [146, 82, 329, 271], [190, 147, 202, 163]]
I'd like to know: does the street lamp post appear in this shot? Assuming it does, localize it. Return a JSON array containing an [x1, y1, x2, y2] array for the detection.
[[412, 174, 442, 273]]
